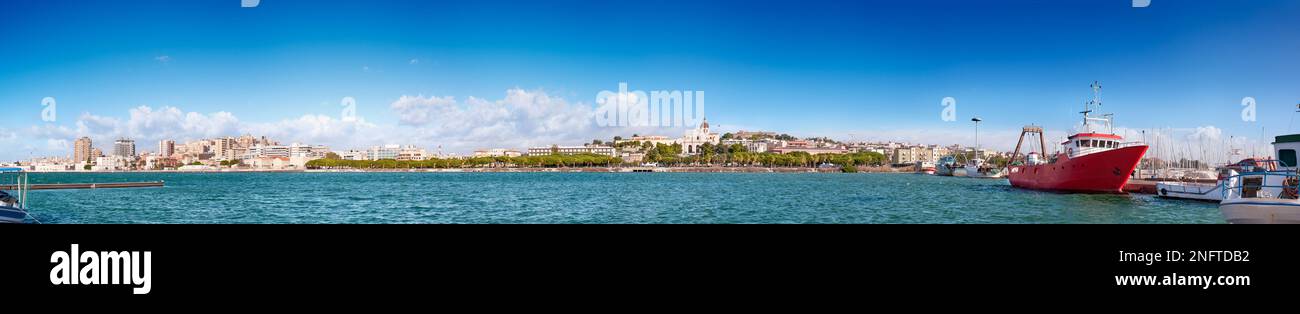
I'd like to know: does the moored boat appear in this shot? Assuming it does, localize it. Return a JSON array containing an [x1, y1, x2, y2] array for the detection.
[[1220, 135, 1300, 224], [1156, 158, 1270, 202], [935, 156, 959, 176], [1006, 82, 1148, 193], [0, 167, 33, 224], [916, 161, 936, 175], [963, 117, 1006, 179]]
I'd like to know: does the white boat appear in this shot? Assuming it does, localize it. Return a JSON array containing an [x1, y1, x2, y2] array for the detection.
[[1157, 159, 1270, 202], [1220, 135, 1300, 224], [916, 161, 936, 175], [961, 116, 1006, 179], [0, 167, 33, 224], [1156, 181, 1223, 201]]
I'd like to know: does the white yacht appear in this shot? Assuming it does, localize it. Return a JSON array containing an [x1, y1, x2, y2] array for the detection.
[[1220, 135, 1300, 224]]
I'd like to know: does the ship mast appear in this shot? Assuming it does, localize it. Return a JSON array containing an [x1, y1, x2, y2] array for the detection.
[[1080, 81, 1114, 134]]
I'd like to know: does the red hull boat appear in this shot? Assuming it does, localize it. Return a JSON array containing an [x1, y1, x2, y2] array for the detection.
[[1008, 143, 1148, 193], [1006, 82, 1149, 193]]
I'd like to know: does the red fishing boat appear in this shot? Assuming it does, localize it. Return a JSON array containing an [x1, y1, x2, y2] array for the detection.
[[1006, 82, 1149, 193]]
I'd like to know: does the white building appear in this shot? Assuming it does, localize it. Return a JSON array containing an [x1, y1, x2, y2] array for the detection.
[[680, 118, 720, 155], [474, 149, 523, 158], [527, 145, 617, 157], [290, 144, 330, 159], [369, 145, 401, 160], [396, 145, 429, 161], [338, 150, 369, 161], [244, 144, 291, 159]]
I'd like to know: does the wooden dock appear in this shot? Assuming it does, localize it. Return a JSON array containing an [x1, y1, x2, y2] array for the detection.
[[1123, 180, 1159, 194], [0, 181, 164, 190]]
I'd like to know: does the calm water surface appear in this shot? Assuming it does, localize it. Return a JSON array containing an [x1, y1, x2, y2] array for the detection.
[[22, 172, 1222, 224]]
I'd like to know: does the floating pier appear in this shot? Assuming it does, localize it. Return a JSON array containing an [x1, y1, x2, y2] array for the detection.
[[0, 181, 164, 190]]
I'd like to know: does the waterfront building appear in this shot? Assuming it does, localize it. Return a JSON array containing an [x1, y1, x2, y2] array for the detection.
[[93, 156, 131, 171], [213, 137, 237, 161], [395, 145, 429, 161], [90, 148, 103, 159], [244, 144, 291, 159], [527, 145, 617, 157], [368, 145, 402, 160], [113, 138, 136, 158], [680, 118, 720, 155], [289, 144, 330, 159], [74, 137, 93, 163], [248, 157, 293, 169], [338, 150, 368, 161], [892, 146, 921, 165], [158, 140, 175, 158], [473, 149, 523, 158]]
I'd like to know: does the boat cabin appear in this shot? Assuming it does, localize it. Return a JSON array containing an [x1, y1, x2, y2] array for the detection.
[[1273, 134, 1300, 171], [1062, 132, 1125, 158]]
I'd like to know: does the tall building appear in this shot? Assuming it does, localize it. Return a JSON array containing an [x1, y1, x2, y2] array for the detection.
[[74, 137, 93, 163], [213, 137, 236, 161], [158, 140, 175, 158], [113, 138, 136, 158]]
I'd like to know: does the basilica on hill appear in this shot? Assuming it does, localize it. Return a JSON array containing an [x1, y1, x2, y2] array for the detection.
[[680, 118, 720, 155]]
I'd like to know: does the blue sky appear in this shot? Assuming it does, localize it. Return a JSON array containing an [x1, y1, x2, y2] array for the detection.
[[2, 0, 1299, 161]]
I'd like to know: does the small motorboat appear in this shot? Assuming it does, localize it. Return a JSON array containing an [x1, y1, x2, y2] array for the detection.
[[916, 161, 936, 175], [0, 167, 34, 224]]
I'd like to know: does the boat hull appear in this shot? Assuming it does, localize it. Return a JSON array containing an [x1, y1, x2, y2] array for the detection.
[[0, 206, 27, 224], [936, 164, 957, 176], [1156, 181, 1223, 202], [1007, 145, 1147, 193], [1220, 200, 1300, 224], [964, 166, 1005, 178]]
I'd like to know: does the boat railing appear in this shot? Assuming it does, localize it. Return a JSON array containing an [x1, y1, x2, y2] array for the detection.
[[1117, 141, 1147, 149], [1221, 169, 1300, 200]]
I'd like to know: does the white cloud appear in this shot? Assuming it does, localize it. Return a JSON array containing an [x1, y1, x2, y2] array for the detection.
[[1187, 125, 1223, 142], [389, 89, 600, 151], [10, 88, 698, 159], [409, 58, 420, 65], [46, 139, 69, 151], [0, 128, 16, 142], [155, 55, 171, 63]]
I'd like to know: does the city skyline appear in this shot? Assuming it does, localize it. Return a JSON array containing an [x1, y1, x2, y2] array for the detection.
[[4, 0, 1300, 162]]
